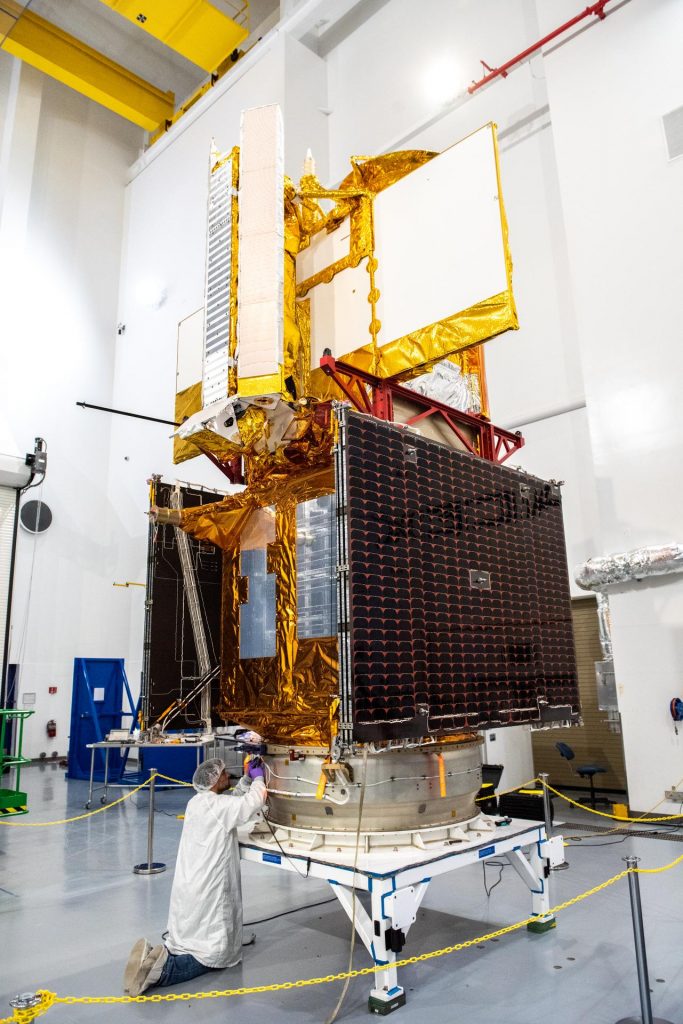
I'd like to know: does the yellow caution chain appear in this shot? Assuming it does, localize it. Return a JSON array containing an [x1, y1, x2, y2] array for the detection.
[[4, 854, 683, 1023]]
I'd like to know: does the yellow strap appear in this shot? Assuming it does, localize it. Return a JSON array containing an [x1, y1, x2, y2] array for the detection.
[[437, 753, 446, 798], [315, 772, 327, 800]]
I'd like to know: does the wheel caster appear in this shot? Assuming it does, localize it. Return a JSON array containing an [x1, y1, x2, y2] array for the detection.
[[100, 796, 107, 805], [85, 802, 91, 810]]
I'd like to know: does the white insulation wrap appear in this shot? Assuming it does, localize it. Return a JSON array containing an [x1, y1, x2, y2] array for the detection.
[[574, 544, 683, 591], [403, 359, 480, 414]]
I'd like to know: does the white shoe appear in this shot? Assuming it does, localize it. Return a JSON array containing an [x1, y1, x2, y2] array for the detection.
[[129, 944, 168, 996], [123, 938, 152, 994], [242, 931, 256, 947]]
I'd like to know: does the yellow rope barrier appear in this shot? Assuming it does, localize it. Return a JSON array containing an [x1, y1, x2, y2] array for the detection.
[[541, 780, 683, 824], [0, 780, 151, 827], [475, 777, 540, 802], [154, 772, 193, 788]]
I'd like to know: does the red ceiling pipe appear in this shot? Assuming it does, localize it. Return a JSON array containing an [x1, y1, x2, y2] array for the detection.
[[468, 0, 612, 94]]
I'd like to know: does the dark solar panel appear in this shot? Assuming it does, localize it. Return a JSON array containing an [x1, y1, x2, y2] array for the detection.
[[143, 482, 223, 729], [342, 411, 580, 742]]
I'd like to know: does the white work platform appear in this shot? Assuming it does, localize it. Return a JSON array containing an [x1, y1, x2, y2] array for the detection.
[[240, 817, 564, 1015]]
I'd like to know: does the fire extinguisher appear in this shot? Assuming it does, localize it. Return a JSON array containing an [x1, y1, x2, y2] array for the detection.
[[46, 719, 57, 738]]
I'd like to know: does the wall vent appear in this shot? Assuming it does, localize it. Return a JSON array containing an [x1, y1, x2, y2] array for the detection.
[[662, 106, 683, 161]]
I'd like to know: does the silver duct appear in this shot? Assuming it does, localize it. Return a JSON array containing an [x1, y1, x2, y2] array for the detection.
[[574, 544, 683, 591]]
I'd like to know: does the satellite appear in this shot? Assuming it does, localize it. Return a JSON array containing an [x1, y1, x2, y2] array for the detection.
[[146, 105, 579, 844]]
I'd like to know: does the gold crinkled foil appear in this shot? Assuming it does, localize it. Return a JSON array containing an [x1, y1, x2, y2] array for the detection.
[[339, 150, 437, 193], [334, 289, 517, 382], [218, 638, 339, 745], [173, 382, 203, 464], [178, 464, 337, 745]]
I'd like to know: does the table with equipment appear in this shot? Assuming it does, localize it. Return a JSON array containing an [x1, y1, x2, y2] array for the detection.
[[84, 738, 218, 808]]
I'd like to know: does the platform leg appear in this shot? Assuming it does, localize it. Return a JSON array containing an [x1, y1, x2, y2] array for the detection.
[[368, 881, 406, 1015], [527, 839, 555, 932], [504, 843, 555, 933], [329, 880, 406, 1015]]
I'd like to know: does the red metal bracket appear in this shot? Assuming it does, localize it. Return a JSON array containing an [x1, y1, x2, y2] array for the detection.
[[320, 355, 523, 465], [204, 452, 244, 485]]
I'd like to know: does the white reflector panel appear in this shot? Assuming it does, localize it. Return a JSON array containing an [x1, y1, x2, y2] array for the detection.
[[237, 105, 284, 383], [298, 123, 509, 367]]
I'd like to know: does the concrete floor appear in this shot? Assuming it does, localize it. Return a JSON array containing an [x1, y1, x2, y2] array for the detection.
[[1, 764, 682, 1024]]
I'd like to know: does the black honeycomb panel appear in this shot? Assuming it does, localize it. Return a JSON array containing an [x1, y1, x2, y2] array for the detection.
[[144, 482, 223, 729], [344, 412, 580, 742]]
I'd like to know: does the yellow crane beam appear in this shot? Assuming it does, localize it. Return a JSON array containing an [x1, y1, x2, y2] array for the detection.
[[0, 0, 174, 131], [99, 0, 249, 73]]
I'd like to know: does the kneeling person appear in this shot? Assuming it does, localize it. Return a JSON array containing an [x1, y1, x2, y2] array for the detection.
[[124, 756, 266, 995]]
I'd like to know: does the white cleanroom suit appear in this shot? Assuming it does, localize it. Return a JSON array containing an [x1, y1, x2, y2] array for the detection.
[[166, 776, 266, 968]]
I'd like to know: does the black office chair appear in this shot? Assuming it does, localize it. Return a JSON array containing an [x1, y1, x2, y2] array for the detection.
[[555, 742, 606, 809]]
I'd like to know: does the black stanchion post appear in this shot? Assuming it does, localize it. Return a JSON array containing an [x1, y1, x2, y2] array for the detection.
[[133, 769, 166, 875], [615, 856, 672, 1024]]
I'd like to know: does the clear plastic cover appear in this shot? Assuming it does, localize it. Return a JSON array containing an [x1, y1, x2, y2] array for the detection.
[[239, 507, 277, 659], [296, 494, 337, 639]]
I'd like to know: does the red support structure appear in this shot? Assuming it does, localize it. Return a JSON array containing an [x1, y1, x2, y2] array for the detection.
[[320, 355, 523, 465], [468, 0, 611, 94], [204, 452, 244, 485]]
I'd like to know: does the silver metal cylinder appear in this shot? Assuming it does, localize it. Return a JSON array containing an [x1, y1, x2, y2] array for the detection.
[[133, 769, 166, 875], [264, 739, 483, 833], [146, 770, 156, 864]]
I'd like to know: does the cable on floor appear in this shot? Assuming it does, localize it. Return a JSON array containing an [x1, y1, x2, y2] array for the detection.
[[245, 897, 337, 926]]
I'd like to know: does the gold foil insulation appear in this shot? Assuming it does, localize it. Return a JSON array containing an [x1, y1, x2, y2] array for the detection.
[[178, 464, 337, 745], [173, 382, 204, 463]]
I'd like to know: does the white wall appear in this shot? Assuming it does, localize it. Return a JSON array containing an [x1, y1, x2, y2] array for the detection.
[[0, 56, 143, 757], [540, 0, 683, 811]]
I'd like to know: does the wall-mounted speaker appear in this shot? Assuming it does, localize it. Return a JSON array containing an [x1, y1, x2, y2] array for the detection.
[[20, 500, 52, 534]]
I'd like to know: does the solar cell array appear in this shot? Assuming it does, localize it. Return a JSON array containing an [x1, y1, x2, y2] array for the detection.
[[342, 412, 579, 741]]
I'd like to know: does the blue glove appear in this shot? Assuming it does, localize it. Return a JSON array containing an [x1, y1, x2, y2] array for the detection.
[[247, 760, 265, 781]]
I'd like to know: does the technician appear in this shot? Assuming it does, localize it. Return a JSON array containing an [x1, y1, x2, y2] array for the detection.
[[123, 756, 267, 995]]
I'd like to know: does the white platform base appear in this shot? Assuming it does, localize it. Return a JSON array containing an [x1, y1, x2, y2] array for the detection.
[[240, 818, 564, 1013]]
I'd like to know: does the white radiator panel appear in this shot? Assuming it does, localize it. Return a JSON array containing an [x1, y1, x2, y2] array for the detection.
[[202, 151, 235, 406], [297, 123, 508, 363], [237, 105, 284, 385]]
